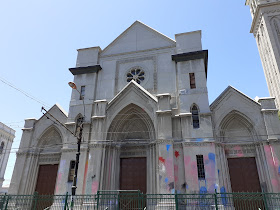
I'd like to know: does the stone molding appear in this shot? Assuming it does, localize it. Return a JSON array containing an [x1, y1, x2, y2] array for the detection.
[[61, 148, 88, 153], [89, 144, 105, 149], [39, 153, 61, 164], [155, 139, 174, 144], [261, 108, 279, 113], [120, 150, 146, 157], [16, 152, 39, 157], [183, 142, 214, 147]]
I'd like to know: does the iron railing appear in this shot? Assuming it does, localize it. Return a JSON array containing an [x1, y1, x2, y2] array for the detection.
[[0, 191, 279, 209]]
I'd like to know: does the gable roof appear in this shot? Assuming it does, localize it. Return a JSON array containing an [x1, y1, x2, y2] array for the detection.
[[210, 86, 261, 110], [108, 80, 157, 109], [101, 21, 176, 56]]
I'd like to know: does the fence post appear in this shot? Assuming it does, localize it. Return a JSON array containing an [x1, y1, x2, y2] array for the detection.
[[96, 191, 100, 210], [214, 189, 218, 210], [175, 190, 179, 210], [33, 191, 39, 210], [4, 195, 9, 210], [64, 192, 69, 210], [262, 192, 269, 210]]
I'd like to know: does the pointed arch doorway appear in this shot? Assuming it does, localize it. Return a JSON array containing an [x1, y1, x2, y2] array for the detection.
[[103, 104, 156, 193]]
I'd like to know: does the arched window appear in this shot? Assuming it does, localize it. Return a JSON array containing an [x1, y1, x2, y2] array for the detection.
[[191, 105, 200, 129], [0, 142, 4, 154]]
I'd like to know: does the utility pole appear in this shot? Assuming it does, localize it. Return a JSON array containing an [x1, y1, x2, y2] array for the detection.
[[42, 81, 85, 209], [71, 115, 83, 196]]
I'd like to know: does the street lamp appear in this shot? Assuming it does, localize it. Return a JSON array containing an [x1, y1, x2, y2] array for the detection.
[[68, 82, 85, 199]]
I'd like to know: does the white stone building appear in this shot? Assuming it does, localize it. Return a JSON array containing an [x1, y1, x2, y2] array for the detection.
[[9, 21, 280, 196], [0, 122, 15, 193], [246, 0, 280, 108]]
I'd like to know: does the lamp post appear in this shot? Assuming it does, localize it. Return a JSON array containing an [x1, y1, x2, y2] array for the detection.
[[68, 82, 85, 198]]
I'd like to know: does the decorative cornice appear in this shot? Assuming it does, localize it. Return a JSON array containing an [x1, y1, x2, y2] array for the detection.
[[69, 65, 102, 75], [91, 116, 106, 120], [156, 110, 172, 114], [261, 108, 278, 113], [22, 128, 33, 131]]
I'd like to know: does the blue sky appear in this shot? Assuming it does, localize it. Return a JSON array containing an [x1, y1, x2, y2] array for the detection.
[[0, 0, 267, 187]]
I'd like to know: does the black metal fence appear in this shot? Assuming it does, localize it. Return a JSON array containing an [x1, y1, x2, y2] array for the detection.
[[0, 191, 279, 209]]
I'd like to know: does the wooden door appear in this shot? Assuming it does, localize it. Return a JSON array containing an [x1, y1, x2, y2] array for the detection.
[[228, 157, 261, 192], [34, 164, 59, 210], [228, 157, 264, 209], [120, 157, 147, 193]]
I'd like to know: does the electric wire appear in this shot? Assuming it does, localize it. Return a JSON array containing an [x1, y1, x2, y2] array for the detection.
[[0, 76, 50, 108]]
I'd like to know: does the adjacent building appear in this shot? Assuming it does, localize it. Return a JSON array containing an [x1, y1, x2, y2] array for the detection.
[[246, 0, 280, 108], [9, 21, 280, 196], [0, 122, 15, 193]]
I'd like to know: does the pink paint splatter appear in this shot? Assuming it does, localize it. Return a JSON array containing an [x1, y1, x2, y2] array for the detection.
[[92, 181, 99, 194], [82, 160, 88, 194], [166, 158, 174, 181], [55, 173, 62, 193], [174, 164, 178, 173], [234, 146, 244, 157], [184, 156, 191, 166]]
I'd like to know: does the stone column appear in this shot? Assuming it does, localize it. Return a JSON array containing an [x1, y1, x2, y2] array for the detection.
[[9, 119, 36, 194], [84, 100, 108, 194], [156, 94, 175, 194], [257, 97, 280, 192]]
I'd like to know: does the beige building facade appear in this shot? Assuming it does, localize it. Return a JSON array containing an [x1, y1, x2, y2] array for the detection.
[[9, 21, 280, 196]]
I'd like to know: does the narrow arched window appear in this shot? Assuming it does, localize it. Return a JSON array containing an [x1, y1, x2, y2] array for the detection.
[[0, 142, 4, 154], [192, 105, 200, 129]]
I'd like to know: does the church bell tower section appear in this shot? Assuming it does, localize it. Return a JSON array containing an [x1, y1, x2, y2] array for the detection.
[[246, 0, 280, 108]]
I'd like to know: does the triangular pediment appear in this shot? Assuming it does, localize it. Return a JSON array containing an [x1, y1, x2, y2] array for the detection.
[[101, 21, 176, 56], [37, 103, 68, 124], [108, 80, 158, 109], [210, 86, 260, 111]]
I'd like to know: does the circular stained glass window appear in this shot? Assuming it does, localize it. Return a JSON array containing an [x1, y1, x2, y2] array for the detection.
[[126, 68, 145, 84]]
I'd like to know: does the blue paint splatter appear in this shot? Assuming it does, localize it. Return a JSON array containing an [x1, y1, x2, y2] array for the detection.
[[218, 169, 220, 175], [208, 153, 215, 163], [171, 189, 175, 194], [196, 138, 203, 142], [220, 187, 227, 206], [199, 186, 207, 194], [166, 144, 171, 151], [164, 178, 168, 183], [278, 166, 280, 174], [199, 187, 207, 207], [186, 184, 189, 189]]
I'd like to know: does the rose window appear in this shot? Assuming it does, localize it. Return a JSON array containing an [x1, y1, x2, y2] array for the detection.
[[126, 68, 145, 84]]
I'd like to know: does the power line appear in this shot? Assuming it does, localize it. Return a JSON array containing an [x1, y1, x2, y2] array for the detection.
[[0, 76, 50, 108]]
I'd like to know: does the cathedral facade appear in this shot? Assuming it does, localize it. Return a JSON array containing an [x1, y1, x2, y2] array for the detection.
[[9, 21, 280, 195]]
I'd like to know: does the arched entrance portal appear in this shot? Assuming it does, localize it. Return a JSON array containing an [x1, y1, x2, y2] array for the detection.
[[102, 104, 156, 193]]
